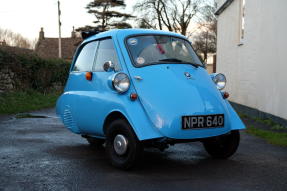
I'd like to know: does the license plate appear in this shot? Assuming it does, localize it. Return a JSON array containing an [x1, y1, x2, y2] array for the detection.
[[182, 114, 224, 129]]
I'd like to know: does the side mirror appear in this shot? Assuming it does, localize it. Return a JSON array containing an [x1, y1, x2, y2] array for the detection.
[[103, 61, 115, 72]]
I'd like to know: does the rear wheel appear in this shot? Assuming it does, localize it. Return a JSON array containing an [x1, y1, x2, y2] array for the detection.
[[106, 119, 142, 170], [203, 130, 240, 159]]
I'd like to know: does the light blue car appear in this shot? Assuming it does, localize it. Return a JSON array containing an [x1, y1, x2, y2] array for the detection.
[[56, 29, 245, 169]]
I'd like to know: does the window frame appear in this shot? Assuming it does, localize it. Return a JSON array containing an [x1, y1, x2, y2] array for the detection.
[[71, 40, 99, 73], [238, 0, 245, 45], [71, 36, 121, 73], [92, 37, 121, 72], [124, 34, 204, 68]]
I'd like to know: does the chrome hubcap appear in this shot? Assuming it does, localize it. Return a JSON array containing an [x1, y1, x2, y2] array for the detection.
[[113, 134, 128, 155]]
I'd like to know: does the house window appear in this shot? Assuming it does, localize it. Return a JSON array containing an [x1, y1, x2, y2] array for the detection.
[[239, 0, 245, 44]]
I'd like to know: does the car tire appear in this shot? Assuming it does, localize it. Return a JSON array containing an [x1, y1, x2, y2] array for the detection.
[[86, 137, 105, 147], [203, 130, 240, 159], [106, 119, 142, 170]]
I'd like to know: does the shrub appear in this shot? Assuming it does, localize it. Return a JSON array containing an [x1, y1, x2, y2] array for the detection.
[[0, 47, 70, 92]]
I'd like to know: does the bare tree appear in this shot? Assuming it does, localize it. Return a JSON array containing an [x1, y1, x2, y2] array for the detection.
[[192, 26, 216, 61], [0, 28, 33, 49], [192, 1, 217, 61], [134, 0, 204, 36], [135, 0, 217, 62]]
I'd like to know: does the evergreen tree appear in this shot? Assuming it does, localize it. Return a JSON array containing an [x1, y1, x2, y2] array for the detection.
[[78, 0, 133, 32]]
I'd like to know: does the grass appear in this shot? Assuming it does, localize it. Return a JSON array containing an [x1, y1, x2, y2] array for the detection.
[[0, 90, 61, 114], [246, 126, 287, 147], [239, 112, 287, 147], [254, 117, 276, 126], [14, 113, 48, 119], [271, 124, 286, 131]]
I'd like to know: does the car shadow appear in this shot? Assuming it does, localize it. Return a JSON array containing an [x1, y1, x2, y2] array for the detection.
[[47, 142, 243, 178]]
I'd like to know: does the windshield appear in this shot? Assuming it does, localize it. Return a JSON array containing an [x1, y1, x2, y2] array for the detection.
[[126, 35, 203, 67]]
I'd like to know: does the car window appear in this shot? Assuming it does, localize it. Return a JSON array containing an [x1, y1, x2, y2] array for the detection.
[[93, 38, 120, 72], [73, 41, 98, 72]]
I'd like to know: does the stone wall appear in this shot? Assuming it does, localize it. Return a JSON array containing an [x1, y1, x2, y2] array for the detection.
[[0, 67, 15, 92], [0, 45, 70, 93]]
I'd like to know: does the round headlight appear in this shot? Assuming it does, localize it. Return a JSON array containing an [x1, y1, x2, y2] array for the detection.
[[213, 73, 226, 90], [112, 73, 130, 93]]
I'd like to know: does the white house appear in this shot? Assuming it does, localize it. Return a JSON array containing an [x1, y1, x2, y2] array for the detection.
[[215, 0, 287, 124]]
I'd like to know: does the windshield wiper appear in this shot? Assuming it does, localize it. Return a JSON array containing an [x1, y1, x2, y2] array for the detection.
[[159, 58, 184, 62], [158, 58, 201, 68]]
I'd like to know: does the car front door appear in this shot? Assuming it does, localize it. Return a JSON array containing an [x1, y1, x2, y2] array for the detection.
[[63, 41, 98, 133], [76, 38, 121, 136]]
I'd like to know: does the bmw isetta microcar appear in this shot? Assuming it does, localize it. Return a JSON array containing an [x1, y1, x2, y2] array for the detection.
[[56, 29, 245, 169]]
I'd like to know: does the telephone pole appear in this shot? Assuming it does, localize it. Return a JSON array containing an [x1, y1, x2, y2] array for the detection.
[[58, 0, 62, 58]]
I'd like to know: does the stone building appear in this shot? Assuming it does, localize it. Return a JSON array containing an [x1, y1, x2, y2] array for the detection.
[[35, 28, 82, 60]]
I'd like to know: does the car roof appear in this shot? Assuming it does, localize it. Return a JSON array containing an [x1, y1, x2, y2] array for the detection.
[[82, 29, 187, 44]]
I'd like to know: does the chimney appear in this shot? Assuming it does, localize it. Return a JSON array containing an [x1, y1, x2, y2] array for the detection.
[[0, 40, 6, 46], [39, 27, 45, 40], [71, 26, 76, 38]]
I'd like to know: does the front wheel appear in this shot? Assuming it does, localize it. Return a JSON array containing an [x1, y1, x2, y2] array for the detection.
[[203, 130, 240, 159], [105, 119, 142, 170]]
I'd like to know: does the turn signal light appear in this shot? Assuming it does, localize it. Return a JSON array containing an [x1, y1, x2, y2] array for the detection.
[[130, 93, 138, 101], [85, 72, 93, 81], [223, 92, 229, 99]]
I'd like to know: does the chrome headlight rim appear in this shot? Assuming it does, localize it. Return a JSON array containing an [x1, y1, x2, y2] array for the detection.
[[112, 72, 130, 93], [212, 73, 226, 90]]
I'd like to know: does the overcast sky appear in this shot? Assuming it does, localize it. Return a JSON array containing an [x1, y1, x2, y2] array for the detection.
[[0, 0, 136, 41]]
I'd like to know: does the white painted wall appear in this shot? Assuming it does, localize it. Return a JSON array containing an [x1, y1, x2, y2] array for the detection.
[[216, 0, 287, 119]]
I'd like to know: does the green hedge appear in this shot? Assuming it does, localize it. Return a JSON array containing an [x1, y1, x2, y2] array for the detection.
[[0, 47, 70, 92]]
